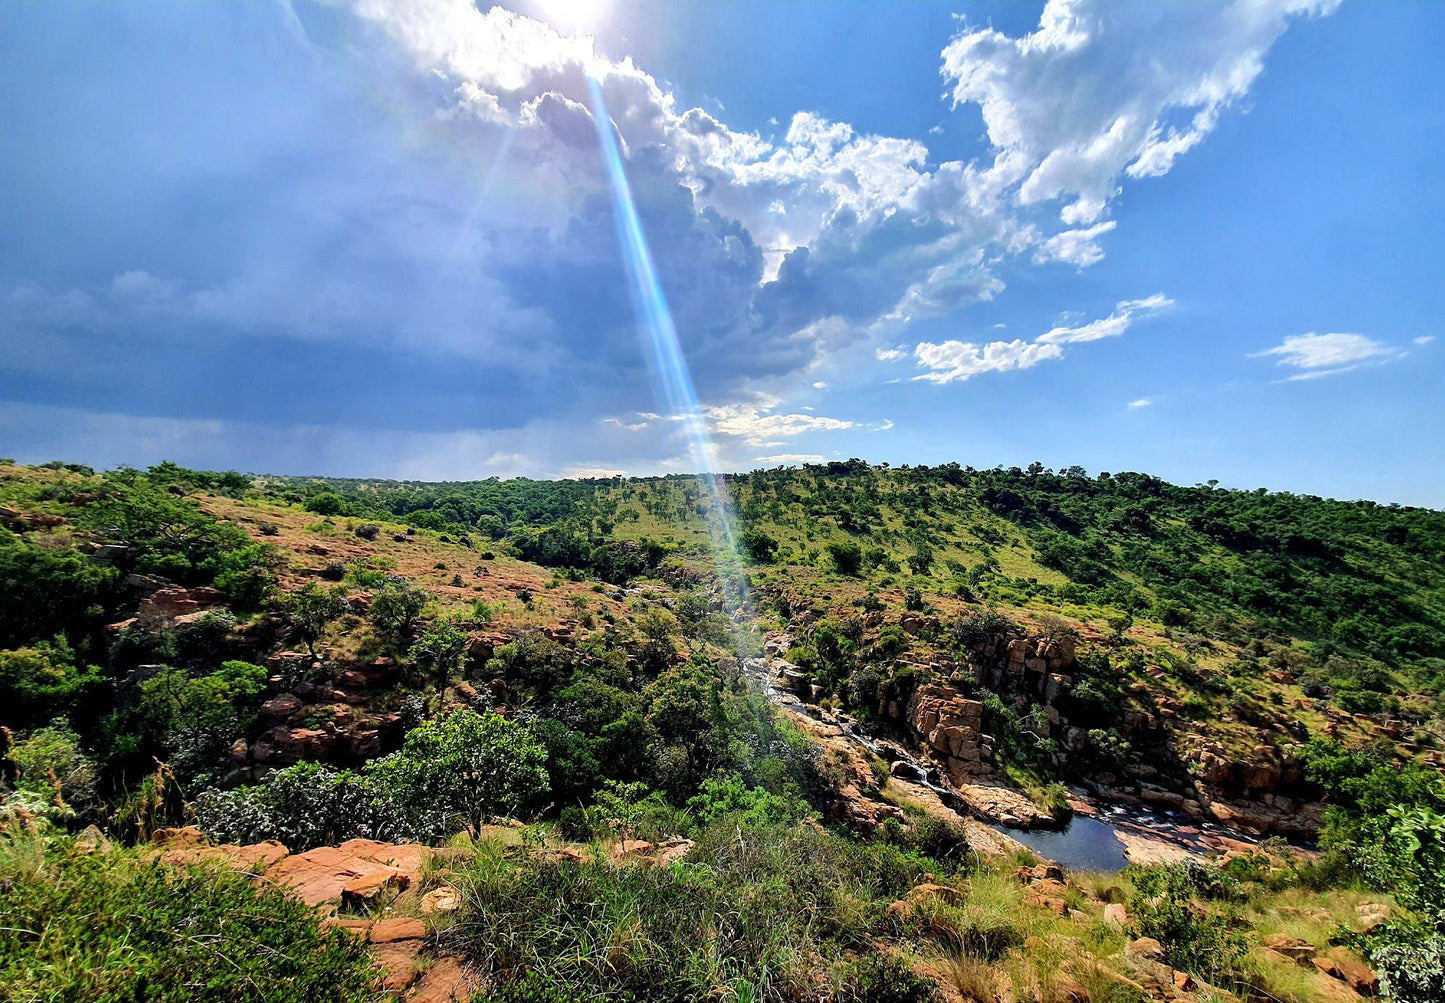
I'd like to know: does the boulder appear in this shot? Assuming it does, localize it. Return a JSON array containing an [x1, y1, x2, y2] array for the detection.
[[1126, 938, 1167, 964], [369, 918, 427, 944], [1264, 934, 1315, 961]]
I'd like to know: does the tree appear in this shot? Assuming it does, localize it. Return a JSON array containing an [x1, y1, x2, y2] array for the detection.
[[369, 581, 429, 642], [278, 582, 347, 657], [906, 534, 934, 576], [366, 709, 550, 838], [738, 527, 779, 563], [826, 540, 863, 576], [409, 619, 468, 689]]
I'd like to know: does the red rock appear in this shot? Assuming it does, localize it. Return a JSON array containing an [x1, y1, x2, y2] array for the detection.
[[1314, 957, 1379, 996], [369, 918, 427, 943], [409, 956, 479, 1003], [372, 941, 422, 991], [1264, 934, 1315, 961], [1126, 938, 1166, 963]]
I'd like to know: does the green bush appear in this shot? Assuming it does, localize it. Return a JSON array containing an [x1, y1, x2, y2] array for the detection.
[[0, 832, 383, 1002], [441, 820, 928, 1002], [367, 708, 550, 838]]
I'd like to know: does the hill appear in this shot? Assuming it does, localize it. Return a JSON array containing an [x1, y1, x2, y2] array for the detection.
[[3, 457, 1444, 1002]]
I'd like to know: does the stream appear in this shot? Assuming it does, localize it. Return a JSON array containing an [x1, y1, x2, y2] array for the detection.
[[741, 654, 1268, 873]]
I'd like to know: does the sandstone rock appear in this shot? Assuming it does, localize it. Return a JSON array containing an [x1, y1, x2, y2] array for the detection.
[[1264, 934, 1315, 961], [261, 693, 304, 719], [1313, 957, 1379, 996], [1126, 938, 1166, 964], [271, 840, 428, 908], [420, 886, 463, 915], [369, 918, 427, 943], [1103, 903, 1129, 930], [372, 941, 423, 991], [409, 956, 480, 1003]]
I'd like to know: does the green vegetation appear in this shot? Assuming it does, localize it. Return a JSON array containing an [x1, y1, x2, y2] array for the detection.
[[2, 457, 1442, 1001], [0, 831, 382, 1003]]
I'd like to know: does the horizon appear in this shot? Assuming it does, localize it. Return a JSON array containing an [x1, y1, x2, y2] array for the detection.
[[13, 455, 1441, 512], [3, 1, 1443, 506]]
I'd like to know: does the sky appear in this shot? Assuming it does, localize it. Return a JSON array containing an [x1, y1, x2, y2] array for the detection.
[[1, 0, 1442, 505]]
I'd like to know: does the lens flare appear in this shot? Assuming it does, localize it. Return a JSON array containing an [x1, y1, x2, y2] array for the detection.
[[585, 76, 738, 543], [585, 73, 753, 632]]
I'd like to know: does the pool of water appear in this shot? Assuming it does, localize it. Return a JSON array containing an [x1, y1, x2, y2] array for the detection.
[[994, 814, 1132, 872]]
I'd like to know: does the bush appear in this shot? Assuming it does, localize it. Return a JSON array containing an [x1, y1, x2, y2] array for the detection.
[[367, 709, 550, 839], [1128, 863, 1246, 978], [827, 541, 863, 576], [370, 581, 430, 641], [1373, 931, 1445, 1003], [0, 832, 382, 1002], [0, 640, 109, 732], [354, 523, 380, 541], [194, 761, 400, 850]]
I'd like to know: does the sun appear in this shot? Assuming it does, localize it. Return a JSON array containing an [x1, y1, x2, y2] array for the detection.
[[534, 0, 609, 35]]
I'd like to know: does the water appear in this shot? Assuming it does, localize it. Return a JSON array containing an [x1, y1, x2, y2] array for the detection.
[[993, 814, 1131, 872]]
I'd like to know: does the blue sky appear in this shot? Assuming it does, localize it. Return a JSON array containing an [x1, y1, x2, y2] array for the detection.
[[1, 1, 1441, 504]]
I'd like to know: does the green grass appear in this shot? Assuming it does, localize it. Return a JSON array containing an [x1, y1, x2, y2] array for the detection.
[[0, 830, 385, 1003]]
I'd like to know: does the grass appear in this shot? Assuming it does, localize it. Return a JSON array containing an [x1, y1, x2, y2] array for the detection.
[[0, 829, 385, 1003]]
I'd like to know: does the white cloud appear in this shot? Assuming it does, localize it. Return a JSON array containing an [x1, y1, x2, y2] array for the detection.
[[812, 380, 829, 389], [1033, 220, 1117, 266], [704, 393, 855, 444], [1251, 332, 1401, 381], [343, 0, 1325, 382], [1414, 335, 1436, 346], [942, 0, 1338, 224], [912, 339, 1064, 384], [914, 290, 1171, 384], [1128, 397, 1153, 408], [1037, 292, 1172, 344], [875, 346, 907, 362]]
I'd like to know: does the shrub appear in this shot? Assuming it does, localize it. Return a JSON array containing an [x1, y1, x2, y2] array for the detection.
[[354, 523, 380, 541], [1373, 932, 1445, 1003], [367, 709, 550, 839], [827, 540, 863, 576], [0, 832, 382, 1002], [369, 581, 430, 641], [7, 720, 98, 821], [194, 761, 400, 850], [1128, 863, 1246, 978]]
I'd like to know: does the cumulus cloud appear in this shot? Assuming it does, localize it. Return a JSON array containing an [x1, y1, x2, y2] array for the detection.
[[0, 0, 1337, 476], [912, 339, 1063, 384], [703, 393, 855, 445], [342, 0, 1321, 378], [914, 291, 1172, 384], [941, 0, 1338, 225], [1128, 397, 1153, 408], [1251, 332, 1401, 381]]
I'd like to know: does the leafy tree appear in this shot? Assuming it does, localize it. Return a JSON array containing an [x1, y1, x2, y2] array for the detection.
[[366, 708, 550, 838], [738, 527, 778, 563], [826, 540, 863, 576], [0, 532, 118, 650], [0, 639, 109, 731], [276, 581, 347, 657], [410, 619, 468, 689], [369, 580, 429, 642]]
